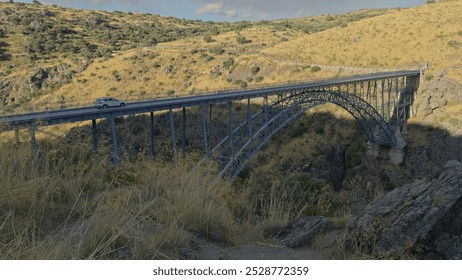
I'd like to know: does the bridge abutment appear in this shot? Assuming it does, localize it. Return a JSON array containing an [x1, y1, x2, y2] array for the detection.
[[367, 129, 407, 165], [389, 128, 407, 165]]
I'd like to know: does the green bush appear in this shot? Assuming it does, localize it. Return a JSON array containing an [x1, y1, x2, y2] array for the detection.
[[448, 40, 460, 49], [203, 35, 214, 43], [425, 74, 434, 81], [345, 140, 365, 169], [222, 58, 234, 69], [311, 66, 322, 72], [209, 45, 224, 55], [236, 33, 250, 44], [255, 76, 264, 83], [250, 65, 261, 75]]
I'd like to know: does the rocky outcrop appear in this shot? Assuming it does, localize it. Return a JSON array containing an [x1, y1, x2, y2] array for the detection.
[[277, 216, 333, 248], [1, 63, 74, 108], [346, 160, 462, 259], [418, 73, 462, 117]]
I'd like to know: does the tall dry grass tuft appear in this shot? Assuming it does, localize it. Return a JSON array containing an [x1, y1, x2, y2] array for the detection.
[[238, 172, 339, 237], [0, 138, 237, 259]]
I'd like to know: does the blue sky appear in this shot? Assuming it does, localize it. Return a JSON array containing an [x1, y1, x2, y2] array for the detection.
[[5, 0, 427, 21]]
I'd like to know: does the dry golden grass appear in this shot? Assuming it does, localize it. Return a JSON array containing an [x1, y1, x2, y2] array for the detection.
[[2, 1, 461, 114], [0, 137, 238, 259], [264, 0, 462, 82], [0, 129, 358, 259], [32, 1, 462, 111]]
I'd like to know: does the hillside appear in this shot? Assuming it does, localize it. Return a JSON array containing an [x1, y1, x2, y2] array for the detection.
[[1, 0, 462, 260], [0, 2, 393, 112]]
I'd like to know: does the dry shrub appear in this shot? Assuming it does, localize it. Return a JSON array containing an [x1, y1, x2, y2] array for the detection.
[[0, 139, 236, 259]]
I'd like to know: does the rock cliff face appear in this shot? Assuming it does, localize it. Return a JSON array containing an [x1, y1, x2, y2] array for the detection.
[[1, 63, 76, 109], [277, 216, 333, 248], [418, 74, 462, 118], [346, 160, 462, 259]]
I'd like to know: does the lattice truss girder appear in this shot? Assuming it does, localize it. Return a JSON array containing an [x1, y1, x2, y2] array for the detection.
[[211, 77, 412, 178]]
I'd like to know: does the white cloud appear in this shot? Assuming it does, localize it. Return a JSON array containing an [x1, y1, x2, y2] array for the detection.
[[194, 0, 426, 19], [195, 2, 237, 18], [225, 9, 236, 17], [196, 2, 223, 14]]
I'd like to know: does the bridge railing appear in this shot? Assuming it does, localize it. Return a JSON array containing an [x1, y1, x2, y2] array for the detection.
[[0, 70, 421, 117]]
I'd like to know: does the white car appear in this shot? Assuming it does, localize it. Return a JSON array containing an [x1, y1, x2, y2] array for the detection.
[[94, 97, 126, 109]]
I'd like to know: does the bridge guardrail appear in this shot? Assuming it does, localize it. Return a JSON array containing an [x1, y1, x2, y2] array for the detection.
[[0, 69, 421, 118]]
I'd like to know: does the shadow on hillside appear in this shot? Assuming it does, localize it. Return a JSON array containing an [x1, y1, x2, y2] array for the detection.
[[0, 41, 12, 61], [4, 104, 462, 260], [52, 104, 462, 187], [6, 101, 459, 201]]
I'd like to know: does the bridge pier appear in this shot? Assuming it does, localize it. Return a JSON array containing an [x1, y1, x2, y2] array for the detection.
[[92, 119, 98, 151], [14, 129, 20, 145], [30, 127, 37, 159], [182, 107, 186, 157], [150, 112, 155, 157], [389, 128, 407, 165], [201, 106, 209, 157], [169, 108, 177, 163], [110, 117, 120, 166], [367, 129, 407, 165]]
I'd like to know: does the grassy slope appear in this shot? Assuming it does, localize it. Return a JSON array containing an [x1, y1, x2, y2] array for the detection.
[[1, 1, 462, 260], [0, 2, 395, 111], [254, 0, 462, 174], [264, 0, 462, 81], [34, 0, 462, 112]]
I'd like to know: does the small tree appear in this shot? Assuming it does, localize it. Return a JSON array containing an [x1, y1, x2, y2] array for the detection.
[[251, 65, 260, 75], [33, 0, 42, 5], [311, 66, 322, 72], [236, 33, 250, 44], [222, 58, 234, 69], [203, 35, 214, 43], [209, 45, 224, 55]]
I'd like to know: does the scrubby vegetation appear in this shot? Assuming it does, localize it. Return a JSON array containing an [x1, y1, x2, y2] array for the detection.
[[0, 1, 401, 113], [0, 138, 234, 259], [0, 133, 356, 259], [1, 0, 462, 260]]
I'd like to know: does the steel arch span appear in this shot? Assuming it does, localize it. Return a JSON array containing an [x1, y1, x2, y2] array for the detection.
[[214, 89, 399, 179]]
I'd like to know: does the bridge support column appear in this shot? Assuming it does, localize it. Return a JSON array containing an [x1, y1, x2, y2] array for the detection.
[[92, 119, 98, 151], [228, 101, 234, 156], [182, 107, 186, 157], [150, 112, 155, 157], [169, 108, 177, 163], [247, 98, 253, 139], [14, 129, 20, 145], [389, 128, 407, 165], [201, 106, 209, 157], [402, 122, 408, 136], [110, 117, 120, 166], [30, 127, 37, 159]]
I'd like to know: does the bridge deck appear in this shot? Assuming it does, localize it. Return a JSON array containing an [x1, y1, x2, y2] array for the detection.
[[0, 70, 420, 130]]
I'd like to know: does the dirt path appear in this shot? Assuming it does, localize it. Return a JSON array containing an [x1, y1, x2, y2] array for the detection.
[[195, 240, 323, 260]]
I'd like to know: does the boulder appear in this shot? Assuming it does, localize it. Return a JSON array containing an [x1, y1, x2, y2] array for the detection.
[[346, 160, 462, 259], [418, 75, 462, 117], [277, 216, 333, 248]]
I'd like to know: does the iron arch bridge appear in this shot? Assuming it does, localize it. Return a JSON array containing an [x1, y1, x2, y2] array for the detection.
[[0, 70, 421, 178]]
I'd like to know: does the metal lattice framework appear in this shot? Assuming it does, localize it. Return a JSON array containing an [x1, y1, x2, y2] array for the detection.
[[0, 70, 421, 177], [204, 75, 419, 178], [210, 88, 400, 178]]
